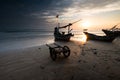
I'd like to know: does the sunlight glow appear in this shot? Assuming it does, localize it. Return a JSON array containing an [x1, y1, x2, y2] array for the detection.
[[81, 21, 91, 28], [72, 34, 87, 44], [81, 34, 87, 43]]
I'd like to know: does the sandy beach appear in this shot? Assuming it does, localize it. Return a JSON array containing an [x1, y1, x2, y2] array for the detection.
[[1, 0, 120, 80], [0, 38, 120, 80]]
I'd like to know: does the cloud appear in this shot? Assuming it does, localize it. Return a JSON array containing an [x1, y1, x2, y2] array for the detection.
[[61, 0, 120, 15], [0, 0, 120, 31], [34, 0, 120, 24]]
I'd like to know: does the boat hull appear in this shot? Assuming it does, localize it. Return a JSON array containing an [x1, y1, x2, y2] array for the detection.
[[84, 32, 115, 42], [54, 33, 73, 41], [102, 29, 120, 37]]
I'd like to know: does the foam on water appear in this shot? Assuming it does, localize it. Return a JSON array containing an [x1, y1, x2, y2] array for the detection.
[[0, 32, 54, 52]]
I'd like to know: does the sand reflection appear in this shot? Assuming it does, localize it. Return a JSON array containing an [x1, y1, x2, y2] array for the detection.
[[81, 34, 87, 43], [72, 34, 87, 44]]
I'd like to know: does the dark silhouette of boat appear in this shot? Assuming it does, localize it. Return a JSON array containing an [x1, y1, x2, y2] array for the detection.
[[102, 24, 120, 37], [54, 20, 81, 41], [54, 26, 74, 41], [84, 32, 115, 42]]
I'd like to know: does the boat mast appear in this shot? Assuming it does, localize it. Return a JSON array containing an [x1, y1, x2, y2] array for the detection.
[[67, 23, 72, 34], [56, 14, 60, 27], [68, 26, 70, 34]]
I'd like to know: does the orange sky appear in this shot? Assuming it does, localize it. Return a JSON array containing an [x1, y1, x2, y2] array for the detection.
[[58, 10, 120, 31], [47, 0, 120, 31]]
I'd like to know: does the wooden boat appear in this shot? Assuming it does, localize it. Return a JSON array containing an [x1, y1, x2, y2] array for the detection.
[[84, 32, 115, 42], [102, 24, 120, 37], [54, 20, 81, 41], [54, 27, 74, 41]]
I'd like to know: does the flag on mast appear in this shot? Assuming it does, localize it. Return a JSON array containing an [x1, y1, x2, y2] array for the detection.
[[56, 14, 59, 18]]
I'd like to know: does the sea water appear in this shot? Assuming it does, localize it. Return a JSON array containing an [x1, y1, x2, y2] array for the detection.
[[0, 30, 104, 52], [0, 31, 54, 52]]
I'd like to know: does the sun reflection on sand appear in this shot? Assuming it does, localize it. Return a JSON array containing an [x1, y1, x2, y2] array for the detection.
[[72, 34, 87, 44], [81, 34, 87, 43]]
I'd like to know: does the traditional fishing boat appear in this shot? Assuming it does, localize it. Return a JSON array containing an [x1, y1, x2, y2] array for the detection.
[[54, 25, 74, 41], [102, 24, 120, 37], [84, 32, 115, 42], [54, 20, 81, 41]]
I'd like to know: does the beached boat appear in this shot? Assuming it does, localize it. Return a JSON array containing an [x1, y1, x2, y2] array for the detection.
[[84, 32, 115, 42], [54, 27, 74, 41], [102, 24, 120, 37], [54, 20, 81, 41]]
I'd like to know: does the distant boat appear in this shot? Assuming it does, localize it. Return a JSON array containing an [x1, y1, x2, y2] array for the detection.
[[54, 20, 81, 41], [84, 32, 115, 42], [102, 24, 120, 37]]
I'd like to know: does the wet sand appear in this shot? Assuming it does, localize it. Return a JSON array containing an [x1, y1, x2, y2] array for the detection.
[[0, 38, 120, 80]]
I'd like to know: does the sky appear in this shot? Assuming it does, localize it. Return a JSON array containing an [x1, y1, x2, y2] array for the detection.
[[0, 0, 120, 31]]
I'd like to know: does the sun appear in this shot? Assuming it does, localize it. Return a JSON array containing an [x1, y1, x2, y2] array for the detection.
[[81, 21, 91, 28]]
